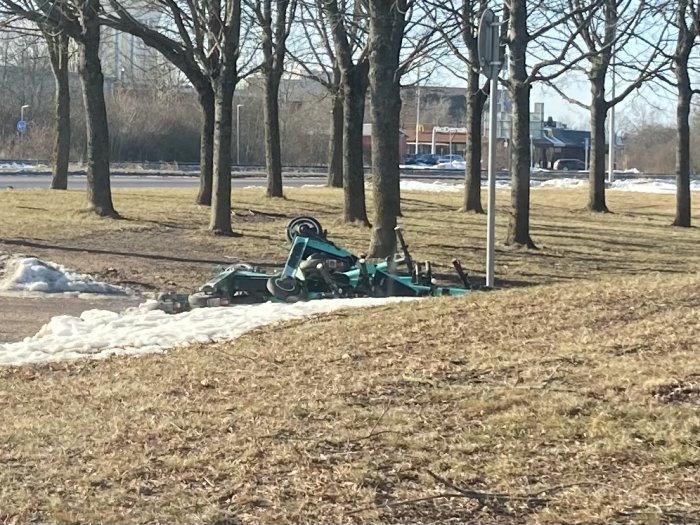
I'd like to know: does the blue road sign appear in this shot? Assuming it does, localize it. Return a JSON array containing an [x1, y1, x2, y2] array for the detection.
[[16, 120, 27, 134]]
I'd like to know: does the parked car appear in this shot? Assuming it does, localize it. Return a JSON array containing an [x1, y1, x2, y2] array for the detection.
[[414, 154, 440, 165], [437, 154, 464, 164], [553, 158, 586, 171]]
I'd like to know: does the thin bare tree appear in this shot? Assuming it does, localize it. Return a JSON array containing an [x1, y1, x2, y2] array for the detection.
[[671, 0, 700, 226], [502, 0, 604, 247], [425, 0, 490, 214], [44, 25, 70, 190], [290, 0, 370, 223], [651, 0, 700, 226], [104, 0, 248, 234], [101, 4, 215, 206], [1, 0, 117, 216], [547, 0, 668, 213], [325, 0, 371, 225], [248, 0, 297, 198], [288, 1, 343, 187]]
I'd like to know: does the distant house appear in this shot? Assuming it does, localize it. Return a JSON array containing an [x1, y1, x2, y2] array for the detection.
[[533, 126, 589, 168], [533, 118, 623, 169]]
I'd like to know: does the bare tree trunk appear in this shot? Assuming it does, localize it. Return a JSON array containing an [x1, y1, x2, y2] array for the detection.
[[47, 31, 70, 191], [505, 0, 534, 247], [255, 0, 294, 198], [327, 89, 344, 188], [196, 86, 215, 205], [209, 75, 236, 235], [206, 0, 241, 234], [588, 88, 609, 212], [343, 62, 370, 225], [674, 49, 692, 227], [463, 65, 486, 213], [367, 1, 404, 257], [368, 87, 402, 257], [264, 73, 284, 197], [78, 3, 117, 217]]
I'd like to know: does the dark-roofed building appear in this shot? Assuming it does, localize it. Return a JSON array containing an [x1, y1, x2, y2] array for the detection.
[[534, 126, 589, 168], [533, 119, 623, 170]]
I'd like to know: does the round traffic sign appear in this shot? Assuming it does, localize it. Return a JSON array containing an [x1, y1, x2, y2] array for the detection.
[[478, 9, 504, 80], [16, 120, 27, 133]]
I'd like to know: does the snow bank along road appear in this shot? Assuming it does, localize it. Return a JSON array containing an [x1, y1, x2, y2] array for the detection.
[[386, 178, 700, 194], [0, 256, 409, 367], [2, 174, 697, 194]]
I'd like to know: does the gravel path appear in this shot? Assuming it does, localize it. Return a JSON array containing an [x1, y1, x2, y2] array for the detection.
[[0, 295, 143, 343]]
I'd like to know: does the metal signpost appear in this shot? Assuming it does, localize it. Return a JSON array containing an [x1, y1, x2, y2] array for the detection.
[[17, 119, 27, 160], [236, 104, 244, 165], [478, 8, 503, 289]]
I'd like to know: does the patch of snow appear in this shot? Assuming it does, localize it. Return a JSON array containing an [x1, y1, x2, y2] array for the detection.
[[0, 297, 411, 366], [400, 164, 436, 169], [358, 177, 700, 194], [301, 184, 327, 188], [0, 256, 127, 295], [400, 180, 463, 192], [396, 179, 586, 193], [534, 178, 587, 189], [382, 179, 584, 193], [0, 162, 41, 171], [123, 299, 160, 315], [435, 161, 466, 170], [610, 178, 700, 194]]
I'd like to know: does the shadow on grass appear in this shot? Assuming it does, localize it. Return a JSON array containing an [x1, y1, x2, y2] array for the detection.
[[284, 198, 344, 213], [119, 216, 200, 230], [432, 271, 536, 289]]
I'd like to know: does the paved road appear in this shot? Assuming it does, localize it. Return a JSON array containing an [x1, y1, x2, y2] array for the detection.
[[0, 173, 473, 190], [0, 294, 142, 343], [0, 174, 335, 190]]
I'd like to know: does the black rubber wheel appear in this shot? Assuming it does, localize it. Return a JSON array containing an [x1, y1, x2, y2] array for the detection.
[[266, 275, 307, 303], [286, 216, 323, 242]]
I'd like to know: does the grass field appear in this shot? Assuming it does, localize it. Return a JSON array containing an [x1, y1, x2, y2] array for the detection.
[[2, 185, 700, 288], [1, 185, 700, 523]]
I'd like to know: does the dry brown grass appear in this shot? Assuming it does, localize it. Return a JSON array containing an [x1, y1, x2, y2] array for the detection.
[[1, 275, 699, 523], [1, 186, 700, 523], [1, 185, 700, 289]]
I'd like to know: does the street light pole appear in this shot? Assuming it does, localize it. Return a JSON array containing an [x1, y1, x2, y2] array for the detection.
[[608, 51, 616, 184], [236, 104, 244, 165], [415, 66, 421, 155], [19, 105, 29, 159]]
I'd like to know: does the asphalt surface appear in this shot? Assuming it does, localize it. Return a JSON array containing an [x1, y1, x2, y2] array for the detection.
[[0, 294, 142, 343], [0, 171, 674, 191], [0, 174, 337, 190]]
